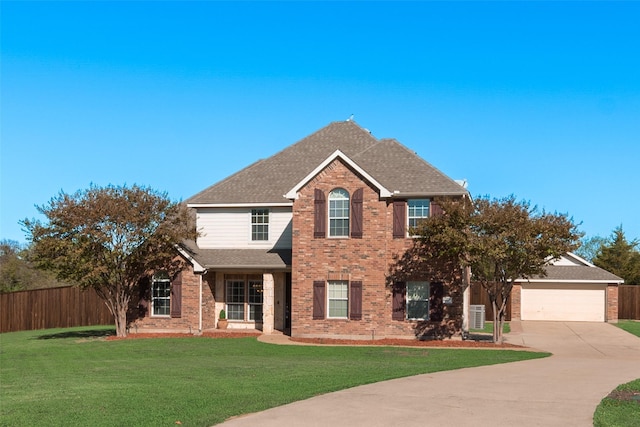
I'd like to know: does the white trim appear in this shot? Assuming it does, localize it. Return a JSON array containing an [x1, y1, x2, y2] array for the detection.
[[176, 245, 206, 273], [518, 279, 623, 284], [390, 191, 468, 198], [284, 150, 393, 199], [187, 202, 293, 208], [564, 252, 597, 268]]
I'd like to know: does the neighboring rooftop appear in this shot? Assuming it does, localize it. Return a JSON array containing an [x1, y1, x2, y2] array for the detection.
[[528, 253, 624, 283], [187, 120, 468, 205]]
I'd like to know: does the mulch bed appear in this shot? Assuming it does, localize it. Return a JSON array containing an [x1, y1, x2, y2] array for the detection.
[[106, 331, 261, 341], [107, 331, 522, 348], [290, 337, 523, 348], [607, 390, 640, 404]]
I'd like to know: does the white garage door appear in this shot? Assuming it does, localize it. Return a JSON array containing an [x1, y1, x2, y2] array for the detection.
[[521, 283, 606, 322]]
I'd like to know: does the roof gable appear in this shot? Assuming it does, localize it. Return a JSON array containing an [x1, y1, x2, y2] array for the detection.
[[187, 120, 468, 206], [284, 150, 392, 199]]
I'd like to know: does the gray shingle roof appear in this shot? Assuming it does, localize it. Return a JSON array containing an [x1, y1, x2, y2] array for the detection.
[[187, 121, 467, 205], [536, 265, 624, 283], [182, 240, 291, 269]]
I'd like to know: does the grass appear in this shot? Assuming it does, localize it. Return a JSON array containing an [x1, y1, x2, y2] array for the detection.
[[470, 321, 510, 334], [593, 379, 640, 427], [1, 326, 548, 427], [614, 320, 640, 338], [593, 320, 640, 426]]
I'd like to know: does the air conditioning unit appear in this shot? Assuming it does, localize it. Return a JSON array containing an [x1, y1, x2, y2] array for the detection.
[[469, 305, 485, 330]]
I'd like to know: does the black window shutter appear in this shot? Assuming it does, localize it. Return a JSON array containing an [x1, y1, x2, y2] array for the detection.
[[312, 280, 325, 319], [430, 282, 444, 322], [350, 281, 362, 320], [392, 282, 406, 320], [392, 200, 406, 238], [351, 188, 363, 238], [170, 271, 182, 318], [314, 189, 326, 238]]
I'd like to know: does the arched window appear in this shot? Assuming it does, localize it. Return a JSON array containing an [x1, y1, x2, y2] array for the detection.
[[329, 188, 349, 237]]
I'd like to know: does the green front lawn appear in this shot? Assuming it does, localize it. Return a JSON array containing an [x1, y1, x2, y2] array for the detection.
[[593, 321, 640, 426], [1, 326, 548, 426], [614, 320, 640, 338], [593, 379, 640, 427], [470, 321, 510, 334]]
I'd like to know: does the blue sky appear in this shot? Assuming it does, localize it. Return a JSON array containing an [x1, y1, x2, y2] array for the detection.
[[2, 1, 639, 245]]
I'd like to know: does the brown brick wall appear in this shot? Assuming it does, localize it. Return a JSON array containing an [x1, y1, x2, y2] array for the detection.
[[130, 264, 217, 333], [291, 159, 462, 339], [607, 284, 618, 323], [511, 283, 522, 321]]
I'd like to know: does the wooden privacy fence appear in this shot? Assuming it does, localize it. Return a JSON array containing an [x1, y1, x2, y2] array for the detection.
[[0, 286, 114, 333], [470, 284, 511, 321], [618, 285, 640, 320]]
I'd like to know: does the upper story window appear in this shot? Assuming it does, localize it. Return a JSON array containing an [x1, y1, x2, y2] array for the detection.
[[407, 199, 430, 231], [151, 271, 171, 316], [251, 209, 269, 241], [329, 189, 349, 237]]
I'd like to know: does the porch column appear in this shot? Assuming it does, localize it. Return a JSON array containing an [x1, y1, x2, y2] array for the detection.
[[262, 273, 275, 334]]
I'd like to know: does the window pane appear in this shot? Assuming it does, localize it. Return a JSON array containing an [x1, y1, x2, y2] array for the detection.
[[251, 209, 269, 241], [249, 304, 263, 321], [328, 281, 348, 318], [227, 303, 244, 320], [328, 300, 348, 318], [406, 281, 429, 320], [152, 277, 171, 316], [329, 189, 349, 237], [226, 280, 245, 303], [249, 281, 263, 304], [408, 199, 430, 230], [407, 300, 429, 320]]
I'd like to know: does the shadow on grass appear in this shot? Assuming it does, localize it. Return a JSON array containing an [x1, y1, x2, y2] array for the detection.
[[36, 328, 115, 340]]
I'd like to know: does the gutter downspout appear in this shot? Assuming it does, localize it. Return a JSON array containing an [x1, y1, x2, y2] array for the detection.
[[198, 273, 204, 334]]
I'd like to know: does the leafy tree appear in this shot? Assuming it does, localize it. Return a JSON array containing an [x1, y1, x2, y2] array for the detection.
[[22, 185, 196, 336], [593, 226, 640, 285], [412, 195, 581, 343], [574, 235, 608, 263], [0, 239, 66, 292], [0, 240, 27, 292]]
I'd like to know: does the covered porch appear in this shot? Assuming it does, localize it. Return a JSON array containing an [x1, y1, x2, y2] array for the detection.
[[181, 243, 292, 335]]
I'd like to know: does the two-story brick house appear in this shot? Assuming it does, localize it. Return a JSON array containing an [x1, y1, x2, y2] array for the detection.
[[130, 120, 470, 339]]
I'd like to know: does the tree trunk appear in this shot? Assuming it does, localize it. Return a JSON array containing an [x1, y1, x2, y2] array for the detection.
[[492, 300, 500, 343], [491, 298, 507, 343], [114, 308, 128, 337]]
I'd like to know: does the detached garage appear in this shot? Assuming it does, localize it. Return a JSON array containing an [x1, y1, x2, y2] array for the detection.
[[512, 253, 623, 322]]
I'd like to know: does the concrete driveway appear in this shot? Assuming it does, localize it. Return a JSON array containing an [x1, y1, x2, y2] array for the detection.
[[219, 322, 640, 427]]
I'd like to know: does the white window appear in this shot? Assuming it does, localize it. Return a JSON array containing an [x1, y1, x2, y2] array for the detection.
[[152, 271, 171, 316], [406, 281, 430, 320], [408, 199, 430, 231], [226, 279, 245, 320], [329, 189, 349, 237], [225, 275, 263, 321], [248, 279, 263, 321], [328, 280, 348, 318], [251, 209, 269, 241]]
